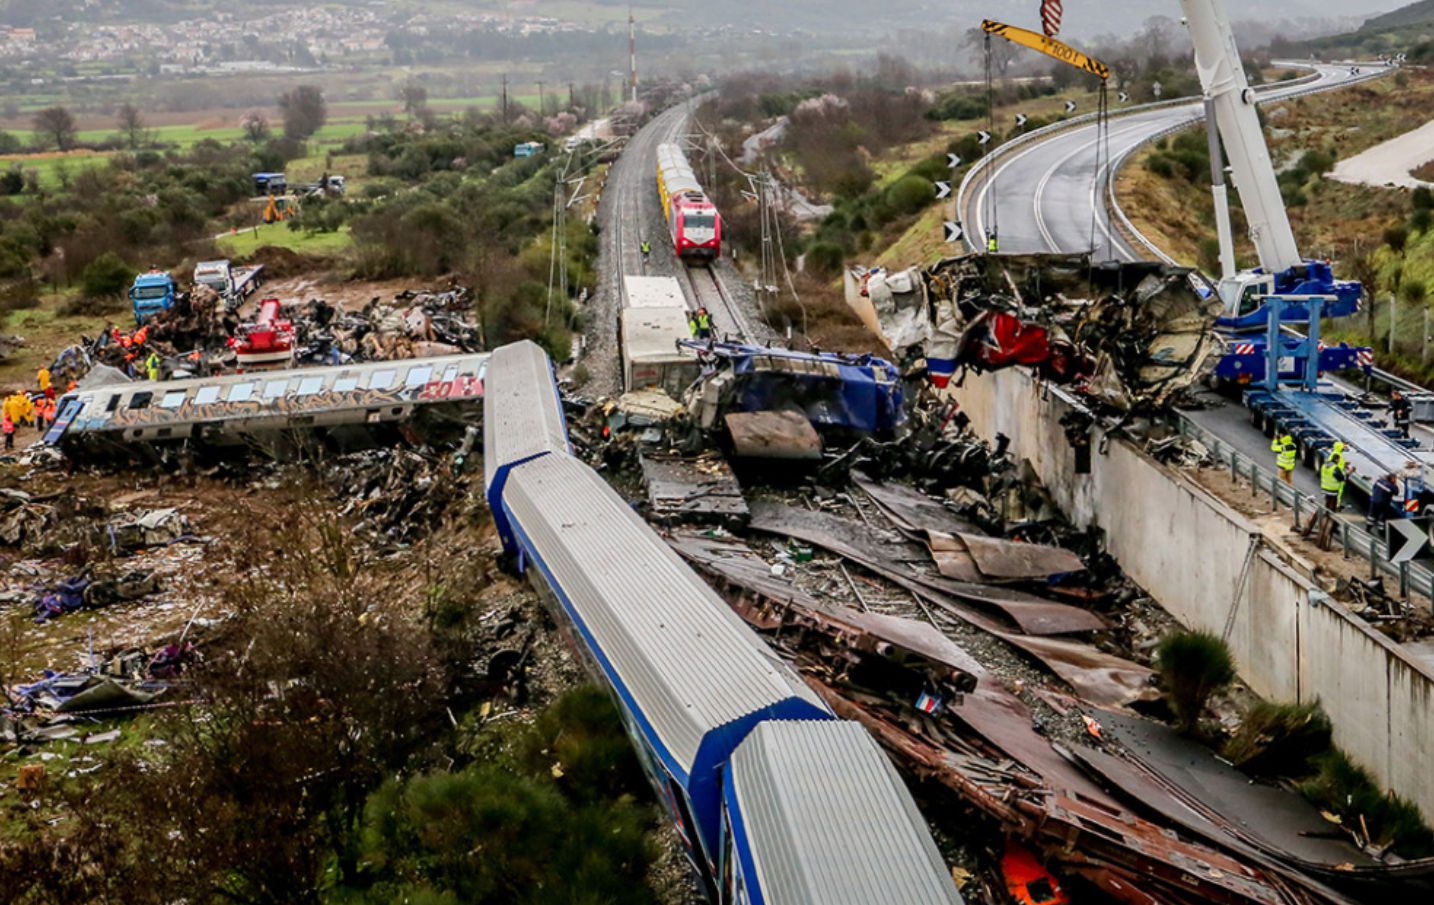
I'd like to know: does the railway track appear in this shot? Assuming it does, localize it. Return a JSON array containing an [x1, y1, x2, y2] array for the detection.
[[682, 260, 754, 342]]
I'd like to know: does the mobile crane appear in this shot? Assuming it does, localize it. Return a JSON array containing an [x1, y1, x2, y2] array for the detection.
[[1180, 0, 1434, 532]]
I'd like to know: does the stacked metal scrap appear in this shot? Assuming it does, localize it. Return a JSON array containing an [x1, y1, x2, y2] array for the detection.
[[848, 254, 1222, 411]]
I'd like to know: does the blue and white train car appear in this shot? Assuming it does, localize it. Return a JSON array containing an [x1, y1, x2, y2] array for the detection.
[[724, 721, 963, 905], [483, 339, 964, 905]]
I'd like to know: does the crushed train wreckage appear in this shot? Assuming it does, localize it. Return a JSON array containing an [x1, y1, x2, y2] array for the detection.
[[847, 254, 1222, 411]]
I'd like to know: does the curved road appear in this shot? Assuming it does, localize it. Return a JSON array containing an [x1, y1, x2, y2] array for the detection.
[[960, 63, 1389, 262]]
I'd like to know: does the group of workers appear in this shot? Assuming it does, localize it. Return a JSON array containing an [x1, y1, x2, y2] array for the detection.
[[687, 306, 713, 340], [1273, 433, 1358, 513], [3, 366, 64, 451], [1273, 432, 1413, 531]]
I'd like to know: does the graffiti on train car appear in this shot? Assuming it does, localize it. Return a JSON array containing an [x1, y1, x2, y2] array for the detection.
[[90, 377, 483, 432]]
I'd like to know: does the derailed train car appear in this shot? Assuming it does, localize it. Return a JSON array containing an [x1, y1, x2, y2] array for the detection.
[[45, 353, 489, 461], [484, 340, 963, 905]]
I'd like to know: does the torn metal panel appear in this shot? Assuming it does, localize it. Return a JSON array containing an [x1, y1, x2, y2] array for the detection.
[[815, 685, 1319, 905], [668, 533, 980, 702], [638, 454, 748, 522], [952, 532, 1085, 579], [748, 500, 1138, 702], [852, 473, 982, 537], [724, 410, 822, 460], [1001, 634, 1155, 706]]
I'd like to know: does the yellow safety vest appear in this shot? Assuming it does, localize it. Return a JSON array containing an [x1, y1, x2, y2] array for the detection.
[[1271, 437, 1297, 471], [987, 237, 999, 253], [1319, 459, 1344, 493]]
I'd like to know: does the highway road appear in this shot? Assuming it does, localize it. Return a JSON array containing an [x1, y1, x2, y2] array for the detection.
[[960, 63, 1386, 261]]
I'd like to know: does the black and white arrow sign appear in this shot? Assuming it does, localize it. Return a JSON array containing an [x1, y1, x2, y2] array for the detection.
[[935, 180, 952, 200], [1118, 91, 1130, 103], [947, 152, 962, 169], [976, 130, 991, 145], [1064, 100, 1077, 113], [1014, 113, 1028, 127], [943, 221, 964, 243]]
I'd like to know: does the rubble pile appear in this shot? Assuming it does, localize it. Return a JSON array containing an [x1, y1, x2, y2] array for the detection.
[[849, 253, 1222, 412], [51, 285, 484, 384], [322, 447, 471, 548]]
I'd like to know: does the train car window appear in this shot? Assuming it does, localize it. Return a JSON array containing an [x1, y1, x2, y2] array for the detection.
[[262, 380, 288, 399], [194, 386, 221, 405], [440, 365, 459, 383], [105, 394, 121, 413], [297, 376, 324, 396], [159, 391, 187, 409], [403, 365, 432, 387], [226, 382, 254, 402], [333, 375, 359, 393], [127, 392, 153, 410], [367, 369, 396, 390]]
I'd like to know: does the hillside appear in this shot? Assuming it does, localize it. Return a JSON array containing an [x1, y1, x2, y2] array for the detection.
[[1361, 0, 1434, 29]]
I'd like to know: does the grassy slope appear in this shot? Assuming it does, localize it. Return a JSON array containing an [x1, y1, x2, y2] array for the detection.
[[216, 223, 353, 258]]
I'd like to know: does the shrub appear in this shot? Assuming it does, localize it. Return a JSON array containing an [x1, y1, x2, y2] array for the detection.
[[886, 174, 934, 218], [1412, 209, 1433, 236], [1223, 700, 1331, 777], [80, 252, 133, 298], [1298, 149, 1335, 176], [1146, 154, 1175, 179], [1384, 223, 1409, 253], [1155, 630, 1235, 734], [1413, 186, 1433, 211], [805, 240, 845, 278], [1299, 750, 1434, 858]]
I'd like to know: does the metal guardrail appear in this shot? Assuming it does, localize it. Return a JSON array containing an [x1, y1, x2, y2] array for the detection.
[[1176, 411, 1434, 601]]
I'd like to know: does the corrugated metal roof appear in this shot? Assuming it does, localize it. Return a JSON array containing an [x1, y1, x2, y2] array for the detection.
[[503, 453, 827, 772], [483, 341, 569, 492], [657, 142, 703, 197], [730, 721, 964, 905]]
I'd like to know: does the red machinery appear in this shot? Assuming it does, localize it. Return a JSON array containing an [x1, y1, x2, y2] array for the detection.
[[232, 298, 295, 371]]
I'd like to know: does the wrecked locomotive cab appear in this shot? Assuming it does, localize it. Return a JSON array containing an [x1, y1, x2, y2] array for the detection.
[[679, 340, 906, 459], [851, 254, 1221, 411]]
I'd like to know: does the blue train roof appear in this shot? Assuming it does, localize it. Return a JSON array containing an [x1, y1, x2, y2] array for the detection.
[[501, 452, 830, 780]]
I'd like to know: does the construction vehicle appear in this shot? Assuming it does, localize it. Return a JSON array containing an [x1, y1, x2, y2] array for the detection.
[[193, 259, 265, 309], [231, 297, 295, 371], [1178, 0, 1430, 535], [128, 269, 180, 324]]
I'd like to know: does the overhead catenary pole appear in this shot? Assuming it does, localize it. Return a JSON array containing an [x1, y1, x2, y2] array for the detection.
[[629, 4, 638, 103], [537, 80, 547, 116], [501, 73, 509, 124]]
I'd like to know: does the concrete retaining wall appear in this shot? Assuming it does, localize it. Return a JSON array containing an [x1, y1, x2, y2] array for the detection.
[[950, 367, 1434, 817]]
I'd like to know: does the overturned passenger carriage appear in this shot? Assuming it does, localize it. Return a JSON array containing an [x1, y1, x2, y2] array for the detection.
[[484, 339, 963, 905]]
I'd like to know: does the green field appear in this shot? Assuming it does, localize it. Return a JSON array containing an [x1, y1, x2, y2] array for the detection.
[[217, 222, 353, 258]]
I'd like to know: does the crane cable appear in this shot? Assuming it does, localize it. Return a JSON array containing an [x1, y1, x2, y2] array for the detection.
[[984, 33, 998, 248], [1087, 79, 1112, 261]]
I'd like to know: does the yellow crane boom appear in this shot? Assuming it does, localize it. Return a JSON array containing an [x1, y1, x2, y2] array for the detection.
[[980, 19, 1110, 81]]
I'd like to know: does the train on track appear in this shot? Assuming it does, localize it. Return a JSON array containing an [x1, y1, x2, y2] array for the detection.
[[484, 340, 963, 905], [621, 274, 700, 395], [656, 142, 722, 260]]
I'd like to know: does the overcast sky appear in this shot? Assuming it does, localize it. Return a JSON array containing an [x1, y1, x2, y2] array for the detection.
[[965, 0, 1410, 37]]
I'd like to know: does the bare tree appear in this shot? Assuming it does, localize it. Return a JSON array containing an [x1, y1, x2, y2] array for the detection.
[[279, 85, 327, 140], [399, 81, 429, 119], [240, 109, 271, 142], [32, 105, 77, 151], [116, 102, 148, 149]]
